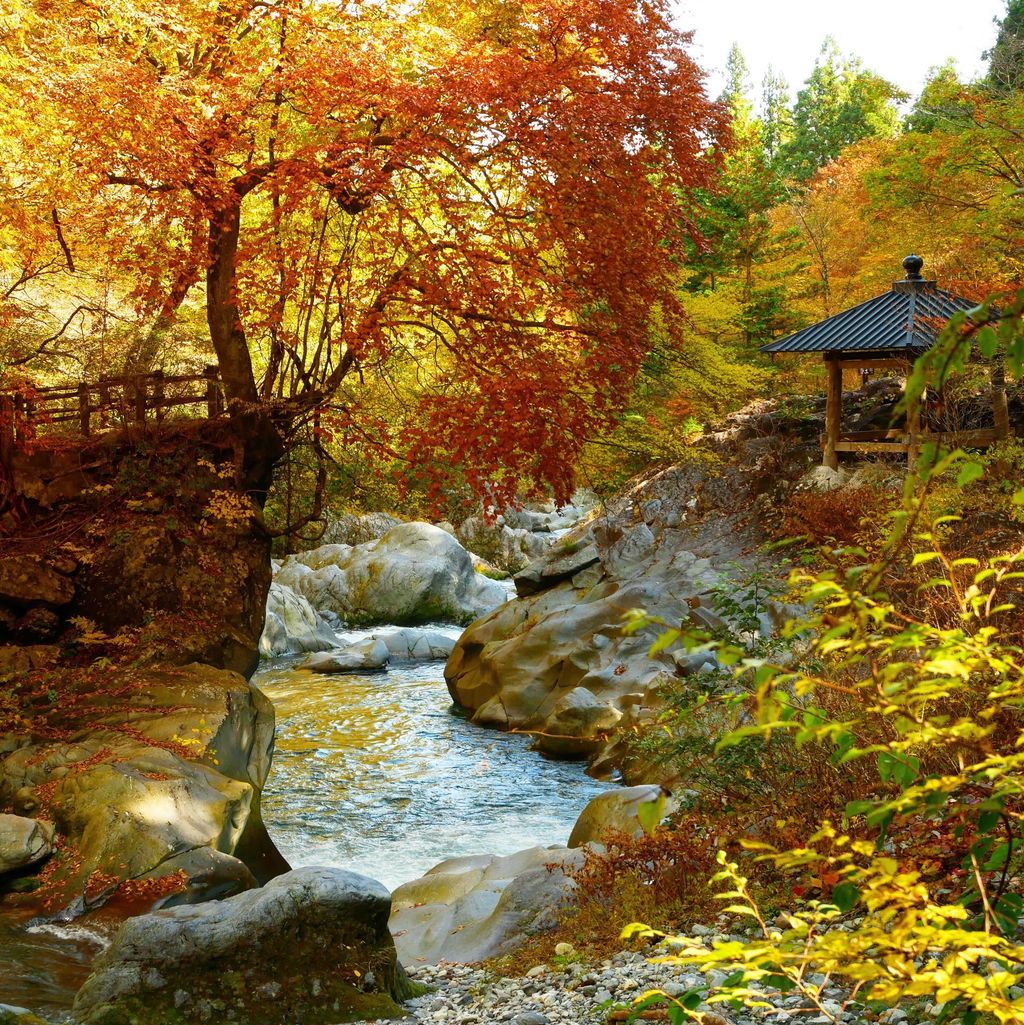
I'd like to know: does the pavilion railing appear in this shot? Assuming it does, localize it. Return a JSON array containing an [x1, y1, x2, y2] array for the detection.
[[821, 427, 1001, 456]]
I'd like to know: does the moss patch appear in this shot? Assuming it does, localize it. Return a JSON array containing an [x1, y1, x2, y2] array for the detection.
[[83, 985, 405, 1025], [0, 1012, 48, 1025]]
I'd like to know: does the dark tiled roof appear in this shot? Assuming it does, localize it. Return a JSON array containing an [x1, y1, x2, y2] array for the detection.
[[761, 280, 978, 355]]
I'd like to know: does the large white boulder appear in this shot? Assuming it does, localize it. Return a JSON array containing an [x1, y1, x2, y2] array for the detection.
[[258, 581, 338, 657], [276, 523, 508, 627], [389, 847, 585, 966]]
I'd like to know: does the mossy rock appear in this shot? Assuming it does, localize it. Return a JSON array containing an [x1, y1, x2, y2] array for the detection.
[[73, 868, 410, 1025], [0, 1009, 48, 1025]]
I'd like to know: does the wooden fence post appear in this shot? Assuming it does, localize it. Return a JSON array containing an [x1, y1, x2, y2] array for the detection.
[[205, 365, 222, 417], [78, 383, 91, 436], [152, 371, 165, 424], [0, 395, 14, 463], [133, 375, 146, 425]]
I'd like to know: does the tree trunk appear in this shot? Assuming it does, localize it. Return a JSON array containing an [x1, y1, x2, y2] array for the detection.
[[207, 203, 259, 406], [128, 264, 201, 374]]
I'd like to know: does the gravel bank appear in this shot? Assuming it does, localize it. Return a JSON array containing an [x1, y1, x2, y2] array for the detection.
[[369, 945, 869, 1025]]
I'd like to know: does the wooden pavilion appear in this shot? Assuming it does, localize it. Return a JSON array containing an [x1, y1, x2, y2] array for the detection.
[[761, 255, 1012, 468]]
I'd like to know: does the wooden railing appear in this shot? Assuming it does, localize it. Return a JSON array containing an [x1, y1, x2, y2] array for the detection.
[[822, 427, 1000, 456], [0, 367, 224, 457]]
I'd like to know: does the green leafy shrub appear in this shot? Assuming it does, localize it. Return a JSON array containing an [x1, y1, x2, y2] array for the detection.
[[621, 288, 1024, 1025]]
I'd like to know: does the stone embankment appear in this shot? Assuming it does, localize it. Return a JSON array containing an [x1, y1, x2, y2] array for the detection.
[[444, 458, 777, 770]]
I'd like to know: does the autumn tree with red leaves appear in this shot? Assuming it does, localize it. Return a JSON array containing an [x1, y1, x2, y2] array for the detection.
[[1, 0, 725, 506]]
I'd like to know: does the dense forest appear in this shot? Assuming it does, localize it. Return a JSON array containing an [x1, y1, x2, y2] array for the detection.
[[2, 1, 1024, 1024]]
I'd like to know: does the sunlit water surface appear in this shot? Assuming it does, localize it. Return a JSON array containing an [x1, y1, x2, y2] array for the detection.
[[255, 636, 611, 890]]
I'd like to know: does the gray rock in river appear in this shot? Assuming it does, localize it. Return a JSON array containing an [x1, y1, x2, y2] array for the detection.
[[73, 867, 412, 1025], [259, 581, 338, 657], [503, 491, 598, 534], [456, 516, 547, 575], [276, 522, 508, 627], [386, 784, 673, 966], [539, 686, 623, 758], [0, 1005, 47, 1024], [302, 637, 391, 673], [513, 542, 600, 597], [369, 626, 457, 661], [567, 784, 678, 847]]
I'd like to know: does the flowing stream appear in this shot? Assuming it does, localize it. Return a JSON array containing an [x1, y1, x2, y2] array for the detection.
[[1, 623, 610, 1016], [255, 629, 611, 890], [0, 912, 120, 1017]]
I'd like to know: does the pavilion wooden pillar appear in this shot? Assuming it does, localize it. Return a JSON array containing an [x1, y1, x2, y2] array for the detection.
[[823, 357, 842, 469], [906, 394, 922, 468], [991, 358, 1010, 441]]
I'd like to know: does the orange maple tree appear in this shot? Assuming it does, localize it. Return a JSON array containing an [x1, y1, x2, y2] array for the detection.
[[3, 0, 726, 503]]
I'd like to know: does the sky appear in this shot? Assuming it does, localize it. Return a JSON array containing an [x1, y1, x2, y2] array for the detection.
[[673, 0, 1008, 107]]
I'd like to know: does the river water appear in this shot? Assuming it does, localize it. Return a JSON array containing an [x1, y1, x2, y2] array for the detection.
[[1, 625, 610, 1016], [255, 639, 611, 890], [0, 913, 120, 1017]]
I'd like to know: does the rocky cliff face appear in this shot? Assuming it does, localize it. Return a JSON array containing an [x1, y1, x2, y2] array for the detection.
[[445, 419, 815, 775], [0, 424, 286, 914], [61, 506, 271, 678]]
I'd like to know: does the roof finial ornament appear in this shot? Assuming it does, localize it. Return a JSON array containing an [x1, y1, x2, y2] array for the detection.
[[903, 254, 924, 280]]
